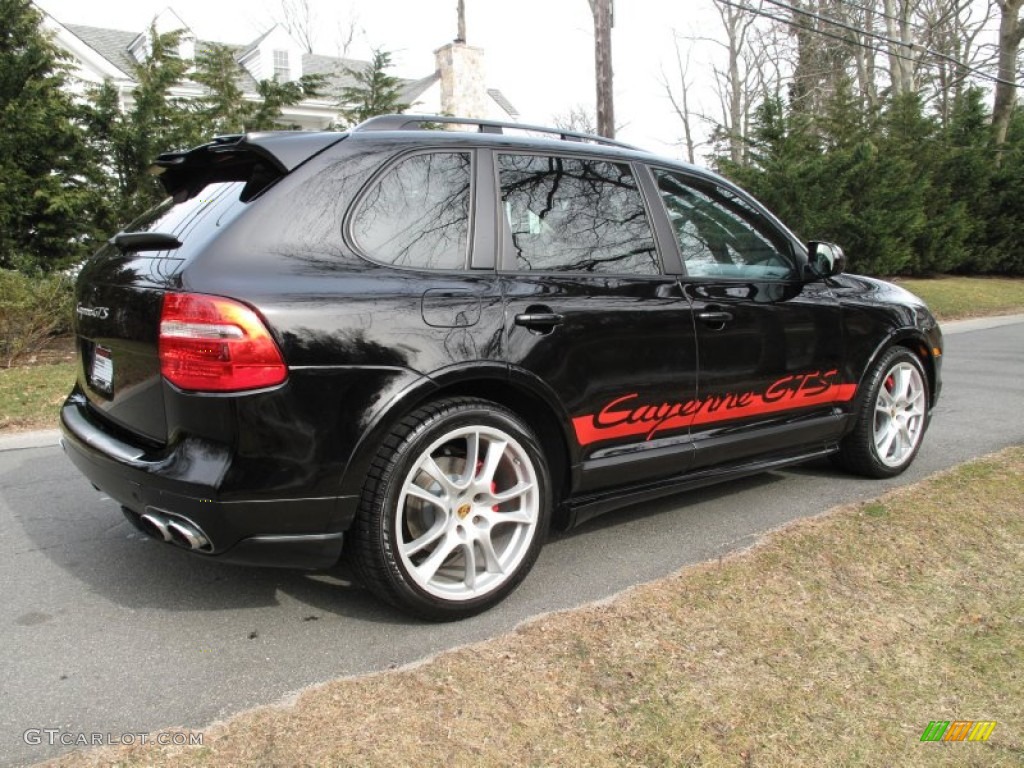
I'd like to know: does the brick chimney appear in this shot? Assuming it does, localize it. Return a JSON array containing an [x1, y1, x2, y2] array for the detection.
[[434, 42, 488, 118]]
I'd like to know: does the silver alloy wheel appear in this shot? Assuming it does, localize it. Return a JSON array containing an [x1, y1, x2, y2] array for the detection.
[[873, 361, 926, 467], [395, 425, 540, 601]]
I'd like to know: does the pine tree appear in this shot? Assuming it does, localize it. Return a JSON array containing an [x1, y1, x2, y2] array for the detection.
[[983, 110, 1024, 274], [83, 26, 198, 222], [919, 87, 993, 274], [192, 44, 325, 133], [0, 0, 109, 271], [244, 73, 326, 131], [337, 49, 409, 127], [192, 44, 248, 135]]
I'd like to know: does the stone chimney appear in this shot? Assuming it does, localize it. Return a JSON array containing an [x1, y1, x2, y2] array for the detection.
[[434, 42, 488, 119]]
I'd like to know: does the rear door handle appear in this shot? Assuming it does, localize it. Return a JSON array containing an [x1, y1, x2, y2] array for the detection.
[[514, 312, 564, 331], [697, 310, 734, 326]]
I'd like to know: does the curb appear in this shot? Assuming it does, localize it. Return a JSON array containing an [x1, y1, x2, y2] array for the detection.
[[940, 313, 1024, 335], [0, 429, 60, 453], [1, 315, 1021, 454]]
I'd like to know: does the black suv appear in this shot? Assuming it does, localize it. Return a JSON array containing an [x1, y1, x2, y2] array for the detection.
[[61, 115, 942, 619]]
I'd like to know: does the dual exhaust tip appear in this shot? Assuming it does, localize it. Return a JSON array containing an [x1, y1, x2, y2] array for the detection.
[[139, 509, 212, 552]]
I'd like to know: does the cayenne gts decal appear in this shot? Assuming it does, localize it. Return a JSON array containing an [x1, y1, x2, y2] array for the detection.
[[573, 369, 857, 446]]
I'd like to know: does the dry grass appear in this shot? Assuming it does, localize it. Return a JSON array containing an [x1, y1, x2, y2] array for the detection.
[[897, 276, 1024, 320], [40, 447, 1024, 767], [0, 362, 75, 432]]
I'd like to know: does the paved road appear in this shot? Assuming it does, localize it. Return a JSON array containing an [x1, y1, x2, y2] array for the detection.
[[1, 318, 1022, 766]]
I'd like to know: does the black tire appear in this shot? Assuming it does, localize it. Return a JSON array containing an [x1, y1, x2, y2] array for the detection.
[[348, 397, 552, 620], [834, 346, 930, 478]]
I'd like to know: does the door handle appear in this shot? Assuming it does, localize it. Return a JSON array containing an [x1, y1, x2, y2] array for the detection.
[[697, 310, 734, 327], [514, 312, 564, 331]]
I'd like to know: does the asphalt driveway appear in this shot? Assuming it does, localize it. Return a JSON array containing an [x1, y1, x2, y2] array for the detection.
[[1, 315, 1021, 766]]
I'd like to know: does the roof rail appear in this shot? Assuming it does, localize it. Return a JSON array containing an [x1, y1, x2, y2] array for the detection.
[[351, 114, 643, 151]]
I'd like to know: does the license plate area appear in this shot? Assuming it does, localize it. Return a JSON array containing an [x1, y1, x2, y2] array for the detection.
[[91, 345, 114, 392]]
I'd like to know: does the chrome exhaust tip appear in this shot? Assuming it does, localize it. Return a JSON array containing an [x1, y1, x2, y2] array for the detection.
[[140, 508, 213, 552], [139, 512, 173, 542], [166, 519, 211, 552]]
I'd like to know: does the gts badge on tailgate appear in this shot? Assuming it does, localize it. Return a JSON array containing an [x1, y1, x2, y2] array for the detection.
[[91, 346, 114, 392], [76, 303, 110, 319]]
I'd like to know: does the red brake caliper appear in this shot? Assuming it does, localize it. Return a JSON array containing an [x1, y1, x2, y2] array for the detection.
[[476, 460, 500, 511]]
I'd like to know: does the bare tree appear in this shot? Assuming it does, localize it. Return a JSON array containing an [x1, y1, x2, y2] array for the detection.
[[992, 0, 1024, 146], [882, 0, 923, 95], [335, 9, 362, 60], [660, 35, 701, 163], [662, 4, 780, 165], [276, 0, 317, 53], [786, 0, 866, 113], [712, 0, 763, 164], [851, 1, 880, 109], [917, 0, 993, 126], [552, 105, 599, 135]]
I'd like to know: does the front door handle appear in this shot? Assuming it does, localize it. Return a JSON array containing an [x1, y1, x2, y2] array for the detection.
[[514, 312, 564, 332]]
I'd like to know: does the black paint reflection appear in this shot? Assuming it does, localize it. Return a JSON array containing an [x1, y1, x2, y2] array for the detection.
[[282, 326, 411, 368]]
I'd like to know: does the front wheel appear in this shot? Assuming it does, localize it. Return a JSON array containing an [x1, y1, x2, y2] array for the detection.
[[349, 398, 551, 620], [835, 346, 930, 478]]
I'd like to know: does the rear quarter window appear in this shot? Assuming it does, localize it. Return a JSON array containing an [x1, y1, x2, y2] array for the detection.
[[349, 151, 472, 270]]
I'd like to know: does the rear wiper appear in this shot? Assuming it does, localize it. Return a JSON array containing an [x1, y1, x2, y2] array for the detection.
[[110, 231, 182, 252]]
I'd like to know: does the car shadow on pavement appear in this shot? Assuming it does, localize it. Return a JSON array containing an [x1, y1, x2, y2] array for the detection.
[[1, 448, 415, 624]]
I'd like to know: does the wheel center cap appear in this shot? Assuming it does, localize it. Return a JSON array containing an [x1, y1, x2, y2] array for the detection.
[[456, 502, 471, 520]]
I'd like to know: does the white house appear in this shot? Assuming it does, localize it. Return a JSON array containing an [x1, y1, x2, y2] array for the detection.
[[40, 6, 519, 130]]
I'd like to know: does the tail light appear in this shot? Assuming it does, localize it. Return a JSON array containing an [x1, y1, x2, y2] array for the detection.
[[159, 293, 287, 392]]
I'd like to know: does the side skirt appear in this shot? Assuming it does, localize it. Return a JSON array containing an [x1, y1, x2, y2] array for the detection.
[[564, 444, 840, 529]]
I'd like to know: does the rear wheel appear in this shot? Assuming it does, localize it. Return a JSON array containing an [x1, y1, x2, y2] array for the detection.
[[350, 398, 551, 620], [835, 347, 929, 478]]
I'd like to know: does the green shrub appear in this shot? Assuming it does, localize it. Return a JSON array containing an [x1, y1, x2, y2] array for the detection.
[[0, 269, 74, 367]]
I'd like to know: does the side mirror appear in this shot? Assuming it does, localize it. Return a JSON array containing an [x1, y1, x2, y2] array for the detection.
[[807, 241, 846, 279]]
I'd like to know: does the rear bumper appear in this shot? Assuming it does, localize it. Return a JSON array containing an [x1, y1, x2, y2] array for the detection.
[[60, 394, 348, 569]]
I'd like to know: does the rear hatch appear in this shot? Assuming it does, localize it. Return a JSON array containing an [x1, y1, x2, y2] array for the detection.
[[73, 132, 344, 444]]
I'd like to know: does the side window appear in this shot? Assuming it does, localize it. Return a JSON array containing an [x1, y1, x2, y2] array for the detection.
[[654, 169, 796, 279], [498, 153, 659, 275], [351, 152, 471, 270]]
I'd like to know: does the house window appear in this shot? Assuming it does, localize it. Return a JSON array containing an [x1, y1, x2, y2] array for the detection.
[[273, 50, 290, 80]]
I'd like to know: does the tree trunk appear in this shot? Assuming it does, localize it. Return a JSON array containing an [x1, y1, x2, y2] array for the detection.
[[993, 0, 1024, 146], [852, 3, 878, 109], [883, 0, 917, 95], [591, 0, 615, 138]]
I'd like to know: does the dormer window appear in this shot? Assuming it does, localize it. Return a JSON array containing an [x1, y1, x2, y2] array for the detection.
[[273, 49, 290, 80], [128, 35, 151, 63]]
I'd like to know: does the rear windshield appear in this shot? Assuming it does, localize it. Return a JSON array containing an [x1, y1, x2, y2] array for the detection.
[[126, 182, 247, 239]]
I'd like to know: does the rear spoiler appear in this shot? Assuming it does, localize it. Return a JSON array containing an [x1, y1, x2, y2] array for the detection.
[[150, 132, 346, 202]]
